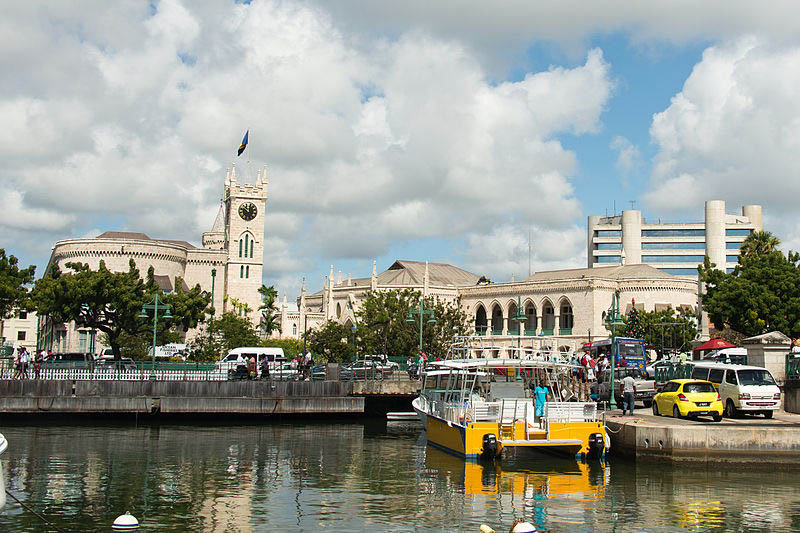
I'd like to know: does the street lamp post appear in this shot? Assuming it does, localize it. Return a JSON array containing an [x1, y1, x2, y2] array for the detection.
[[138, 293, 172, 380], [351, 324, 357, 361], [603, 291, 625, 410], [406, 298, 436, 355], [210, 268, 216, 324], [512, 295, 527, 358]]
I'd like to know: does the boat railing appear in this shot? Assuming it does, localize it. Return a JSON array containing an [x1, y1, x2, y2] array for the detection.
[[544, 402, 597, 423]]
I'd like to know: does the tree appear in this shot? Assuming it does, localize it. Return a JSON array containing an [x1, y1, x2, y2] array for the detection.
[[305, 320, 353, 363], [190, 311, 261, 361], [0, 249, 36, 343], [624, 303, 645, 339], [699, 251, 800, 338], [258, 284, 280, 337], [636, 307, 697, 355], [739, 230, 781, 258], [355, 289, 470, 359], [32, 260, 210, 359]]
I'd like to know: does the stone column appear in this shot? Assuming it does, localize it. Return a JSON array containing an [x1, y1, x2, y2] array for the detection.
[[621, 210, 642, 265], [705, 200, 726, 270]]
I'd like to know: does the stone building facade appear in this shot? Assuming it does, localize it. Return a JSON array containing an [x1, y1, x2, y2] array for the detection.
[[38, 165, 268, 353], [279, 261, 698, 353]]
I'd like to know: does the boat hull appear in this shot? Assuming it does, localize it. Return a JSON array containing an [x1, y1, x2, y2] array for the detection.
[[418, 406, 606, 460]]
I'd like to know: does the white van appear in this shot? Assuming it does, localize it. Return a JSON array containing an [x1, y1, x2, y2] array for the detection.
[[215, 347, 287, 375], [689, 361, 781, 418]]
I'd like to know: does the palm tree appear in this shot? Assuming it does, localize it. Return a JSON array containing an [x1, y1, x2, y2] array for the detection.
[[258, 285, 280, 337], [739, 230, 781, 258]]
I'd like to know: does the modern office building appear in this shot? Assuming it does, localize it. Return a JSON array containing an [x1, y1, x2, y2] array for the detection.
[[587, 200, 762, 276]]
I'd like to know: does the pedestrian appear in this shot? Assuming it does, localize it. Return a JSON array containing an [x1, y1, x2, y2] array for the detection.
[[304, 350, 312, 380], [622, 372, 636, 416], [12, 348, 22, 380], [34, 349, 43, 380], [534, 380, 549, 425], [260, 357, 270, 380], [247, 356, 256, 379]]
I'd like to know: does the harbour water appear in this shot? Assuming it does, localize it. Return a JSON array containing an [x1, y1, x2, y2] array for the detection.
[[1, 420, 799, 532]]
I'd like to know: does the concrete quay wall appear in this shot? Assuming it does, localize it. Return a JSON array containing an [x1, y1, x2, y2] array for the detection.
[[0, 380, 365, 415], [607, 417, 800, 464]]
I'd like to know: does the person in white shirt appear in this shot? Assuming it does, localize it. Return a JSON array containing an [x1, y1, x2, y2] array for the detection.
[[622, 374, 636, 415]]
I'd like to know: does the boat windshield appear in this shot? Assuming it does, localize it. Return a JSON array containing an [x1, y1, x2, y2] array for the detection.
[[736, 369, 776, 386]]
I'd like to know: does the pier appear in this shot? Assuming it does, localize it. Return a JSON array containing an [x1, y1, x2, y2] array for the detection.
[[605, 409, 800, 464], [0, 379, 419, 417]]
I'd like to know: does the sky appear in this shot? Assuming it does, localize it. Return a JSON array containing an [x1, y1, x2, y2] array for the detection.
[[3, 1, 800, 303]]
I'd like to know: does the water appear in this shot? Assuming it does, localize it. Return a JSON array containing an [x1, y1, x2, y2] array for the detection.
[[1, 420, 800, 532]]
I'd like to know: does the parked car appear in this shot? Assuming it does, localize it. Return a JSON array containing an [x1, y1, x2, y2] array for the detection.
[[215, 347, 287, 378], [340, 361, 385, 380], [43, 352, 96, 370], [95, 357, 138, 371], [363, 355, 400, 374], [689, 362, 780, 418], [597, 366, 656, 407], [652, 379, 723, 421]]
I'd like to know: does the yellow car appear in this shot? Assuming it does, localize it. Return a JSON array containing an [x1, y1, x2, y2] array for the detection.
[[652, 379, 723, 421]]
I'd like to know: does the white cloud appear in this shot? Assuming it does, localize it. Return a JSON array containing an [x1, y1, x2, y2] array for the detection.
[[0, 0, 617, 299], [610, 135, 642, 177], [645, 38, 800, 220]]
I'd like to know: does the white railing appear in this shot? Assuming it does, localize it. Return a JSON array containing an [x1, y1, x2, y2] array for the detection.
[[0, 368, 228, 381], [544, 401, 597, 422]]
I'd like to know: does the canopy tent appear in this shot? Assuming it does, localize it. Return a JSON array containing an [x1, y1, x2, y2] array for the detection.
[[693, 337, 737, 353]]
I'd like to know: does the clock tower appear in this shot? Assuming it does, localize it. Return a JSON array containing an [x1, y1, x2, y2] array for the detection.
[[222, 164, 268, 323]]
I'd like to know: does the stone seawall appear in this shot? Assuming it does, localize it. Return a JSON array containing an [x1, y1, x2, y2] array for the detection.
[[0, 380, 365, 415]]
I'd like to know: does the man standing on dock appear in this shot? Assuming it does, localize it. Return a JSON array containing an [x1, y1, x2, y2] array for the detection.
[[622, 373, 636, 416]]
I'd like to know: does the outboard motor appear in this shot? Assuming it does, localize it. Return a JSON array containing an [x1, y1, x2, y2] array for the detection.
[[481, 433, 499, 461], [587, 432, 605, 460]]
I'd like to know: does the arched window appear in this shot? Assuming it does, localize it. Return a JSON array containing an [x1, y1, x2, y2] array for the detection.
[[560, 300, 574, 332], [240, 265, 244, 278], [246, 265, 250, 278], [239, 239, 243, 258], [542, 301, 555, 333], [475, 305, 487, 335], [293, 323, 297, 336], [250, 238, 254, 258]]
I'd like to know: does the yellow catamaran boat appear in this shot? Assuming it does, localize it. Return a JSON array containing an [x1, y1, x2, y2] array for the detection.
[[412, 337, 609, 461]]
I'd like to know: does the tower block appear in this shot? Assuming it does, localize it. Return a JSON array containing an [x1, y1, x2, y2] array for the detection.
[[223, 165, 268, 323]]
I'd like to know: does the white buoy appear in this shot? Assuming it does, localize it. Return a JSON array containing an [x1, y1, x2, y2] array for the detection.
[[112, 512, 139, 530], [511, 521, 536, 532]]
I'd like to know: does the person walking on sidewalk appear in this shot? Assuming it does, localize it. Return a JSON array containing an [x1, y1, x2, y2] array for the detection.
[[622, 373, 636, 415]]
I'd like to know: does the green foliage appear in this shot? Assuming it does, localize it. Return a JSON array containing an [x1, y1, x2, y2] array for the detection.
[[700, 250, 800, 337], [189, 311, 261, 361], [263, 337, 304, 359], [624, 305, 645, 339], [635, 307, 698, 354], [32, 260, 209, 359], [739, 230, 780, 258], [0, 249, 36, 318], [305, 320, 353, 363], [355, 289, 470, 359], [258, 284, 280, 336]]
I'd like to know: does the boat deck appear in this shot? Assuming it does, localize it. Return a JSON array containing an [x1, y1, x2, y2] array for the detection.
[[500, 438, 583, 447]]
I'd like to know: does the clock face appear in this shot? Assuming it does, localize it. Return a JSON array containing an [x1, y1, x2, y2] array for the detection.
[[238, 202, 257, 221]]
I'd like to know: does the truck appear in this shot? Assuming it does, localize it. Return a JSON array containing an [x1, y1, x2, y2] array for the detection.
[[597, 366, 657, 407]]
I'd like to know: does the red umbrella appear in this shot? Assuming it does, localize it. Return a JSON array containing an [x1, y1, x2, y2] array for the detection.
[[693, 337, 737, 352]]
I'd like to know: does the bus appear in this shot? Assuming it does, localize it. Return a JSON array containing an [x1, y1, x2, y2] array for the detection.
[[584, 337, 648, 375]]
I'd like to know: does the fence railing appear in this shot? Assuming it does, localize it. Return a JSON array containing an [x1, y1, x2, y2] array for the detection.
[[0, 359, 420, 383]]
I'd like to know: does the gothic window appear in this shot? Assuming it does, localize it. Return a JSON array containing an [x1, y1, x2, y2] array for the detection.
[[246, 265, 250, 278], [250, 239, 254, 258], [240, 265, 244, 278], [293, 324, 297, 335], [239, 239, 243, 258]]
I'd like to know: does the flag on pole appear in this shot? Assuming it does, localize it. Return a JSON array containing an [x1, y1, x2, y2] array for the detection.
[[237, 130, 249, 156]]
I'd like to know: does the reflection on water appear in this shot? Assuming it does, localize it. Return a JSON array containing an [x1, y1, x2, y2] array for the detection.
[[0, 421, 799, 531]]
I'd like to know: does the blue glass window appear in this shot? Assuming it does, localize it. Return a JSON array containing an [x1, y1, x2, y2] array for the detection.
[[596, 243, 621, 250], [641, 242, 706, 250], [726, 255, 739, 263], [596, 256, 621, 263], [595, 230, 621, 237], [642, 229, 705, 237], [658, 268, 699, 276], [726, 229, 752, 237], [726, 241, 743, 249], [642, 255, 705, 263]]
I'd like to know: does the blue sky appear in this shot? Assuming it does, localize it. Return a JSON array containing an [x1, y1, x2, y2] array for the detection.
[[2, 1, 800, 301]]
